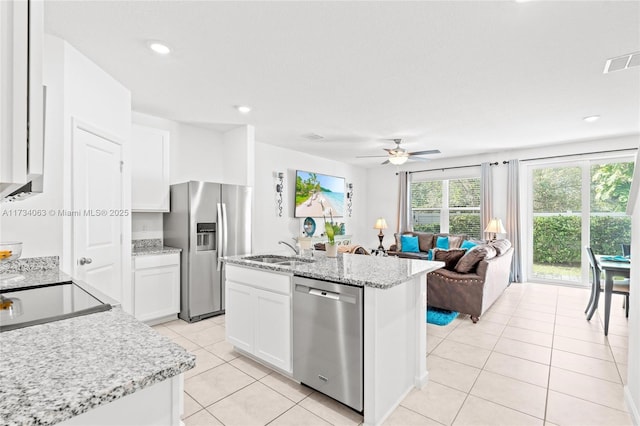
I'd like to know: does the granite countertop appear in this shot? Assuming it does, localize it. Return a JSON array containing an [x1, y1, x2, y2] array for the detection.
[[0, 268, 73, 291], [224, 252, 444, 289], [0, 308, 195, 425], [132, 246, 181, 256]]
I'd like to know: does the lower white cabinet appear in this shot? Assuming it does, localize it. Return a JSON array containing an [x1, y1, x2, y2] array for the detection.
[[133, 253, 180, 322], [225, 265, 292, 373]]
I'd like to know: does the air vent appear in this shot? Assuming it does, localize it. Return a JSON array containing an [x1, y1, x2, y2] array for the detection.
[[603, 52, 640, 74], [301, 133, 324, 141]]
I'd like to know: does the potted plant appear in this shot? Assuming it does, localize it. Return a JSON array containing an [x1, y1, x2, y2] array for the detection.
[[321, 202, 341, 258]]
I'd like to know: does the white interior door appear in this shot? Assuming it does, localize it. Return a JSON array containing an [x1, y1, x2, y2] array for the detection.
[[73, 122, 123, 302]]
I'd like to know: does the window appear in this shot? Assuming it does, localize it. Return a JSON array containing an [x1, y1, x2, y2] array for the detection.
[[411, 177, 481, 238]]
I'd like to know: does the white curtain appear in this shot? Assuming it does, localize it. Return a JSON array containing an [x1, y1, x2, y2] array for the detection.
[[481, 162, 493, 236], [507, 159, 522, 282], [397, 171, 412, 232]]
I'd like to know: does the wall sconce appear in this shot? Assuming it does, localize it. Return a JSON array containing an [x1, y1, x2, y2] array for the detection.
[[275, 172, 284, 217], [346, 183, 353, 217]]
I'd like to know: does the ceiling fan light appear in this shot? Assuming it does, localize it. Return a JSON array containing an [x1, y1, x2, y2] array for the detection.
[[389, 155, 408, 165]]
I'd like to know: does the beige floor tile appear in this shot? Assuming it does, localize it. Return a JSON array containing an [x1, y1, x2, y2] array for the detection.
[[182, 324, 227, 347], [501, 326, 553, 348], [210, 314, 226, 325], [184, 363, 254, 407], [606, 333, 629, 349], [554, 324, 608, 345], [606, 324, 629, 338], [184, 409, 223, 426], [470, 371, 547, 419], [548, 367, 627, 412], [453, 395, 543, 426], [517, 302, 556, 314], [510, 308, 556, 324], [431, 339, 492, 369], [427, 335, 443, 354], [270, 405, 332, 426], [152, 324, 181, 339], [383, 405, 442, 425], [552, 335, 614, 362], [507, 317, 555, 334], [476, 311, 511, 325], [183, 392, 203, 419], [446, 327, 500, 351], [455, 318, 507, 336], [493, 337, 551, 365], [260, 371, 313, 403], [554, 314, 603, 332], [171, 335, 201, 351], [166, 317, 219, 335], [206, 381, 295, 425], [546, 390, 632, 426], [618, 364, 628, 385], [204, 339, 240, 362], [520, 296, 557, 308], [185, 348, 226, 379], [229, 355, 273, 380], [427, 322, 457, 338], [299, 391, 364, 426], [427, 355, 482, 393], [400, 381, 467, 425], [486, 304, 518, 316], [483, 352, 549, 388], [551, 349, 621, 383]]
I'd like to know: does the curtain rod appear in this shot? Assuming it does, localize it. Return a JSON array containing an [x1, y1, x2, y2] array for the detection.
[[505, 147, 637, 164], [398, 162, 498, 175]]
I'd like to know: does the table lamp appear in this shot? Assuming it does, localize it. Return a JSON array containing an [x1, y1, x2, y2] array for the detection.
[[484, 218, 506, 241], [373, 218, 388, 251]]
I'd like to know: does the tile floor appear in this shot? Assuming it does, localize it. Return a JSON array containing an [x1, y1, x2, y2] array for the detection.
[[152, 282, 632, 425]]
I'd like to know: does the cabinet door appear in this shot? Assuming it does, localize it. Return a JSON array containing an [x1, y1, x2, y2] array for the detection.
[[131, 124, 170, 212], [254, 288, 291, 372], [134, 265, 180, 322], [226, 281, 254, 354]]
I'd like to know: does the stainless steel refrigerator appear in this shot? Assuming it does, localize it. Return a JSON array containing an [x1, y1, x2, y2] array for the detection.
[[164, 181, 252, 322]]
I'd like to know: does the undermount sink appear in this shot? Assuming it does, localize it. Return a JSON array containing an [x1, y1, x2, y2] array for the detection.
[[243, 255, 315, 265]]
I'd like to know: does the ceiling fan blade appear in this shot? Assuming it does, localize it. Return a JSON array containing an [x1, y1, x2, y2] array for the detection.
[[409, 156, 431, 162], [356, 155, 389, 158], [381, 159, 390, 165], [408, 149, 441, 156], [383, 148, 394, 153]]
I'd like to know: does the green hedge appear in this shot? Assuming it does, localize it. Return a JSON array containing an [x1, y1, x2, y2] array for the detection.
[[533, 215, 631, 265]]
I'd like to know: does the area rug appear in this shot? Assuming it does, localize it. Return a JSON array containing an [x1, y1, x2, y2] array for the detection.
[[426, 306, 458, 326]]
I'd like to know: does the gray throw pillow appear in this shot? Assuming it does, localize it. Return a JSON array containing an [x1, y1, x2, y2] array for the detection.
[[433, 248, 467, 271], [415, 232, 435, 252], [490, 239, 512, 256]]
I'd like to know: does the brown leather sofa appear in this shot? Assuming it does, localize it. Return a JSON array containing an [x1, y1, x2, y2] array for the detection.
[[388, 232, 513, 322]]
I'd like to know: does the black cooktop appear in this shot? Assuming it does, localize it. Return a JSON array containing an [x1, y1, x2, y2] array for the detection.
[[0, 281, 112, 332]]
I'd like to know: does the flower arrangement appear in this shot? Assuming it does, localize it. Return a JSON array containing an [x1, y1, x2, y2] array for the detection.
[[320, 200, 341, 246]]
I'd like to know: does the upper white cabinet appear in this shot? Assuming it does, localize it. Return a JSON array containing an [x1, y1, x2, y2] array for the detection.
[[0, 0, 44, 198], [131, 124, 170, 212]]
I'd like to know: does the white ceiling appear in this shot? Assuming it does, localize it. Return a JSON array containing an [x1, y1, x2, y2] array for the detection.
[[44, 1, 640, 168]]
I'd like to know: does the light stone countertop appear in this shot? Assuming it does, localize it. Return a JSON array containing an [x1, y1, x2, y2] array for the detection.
[[131, 245, 182, 256], [224, 252, 444, 289], [0, 308, 195, 425]]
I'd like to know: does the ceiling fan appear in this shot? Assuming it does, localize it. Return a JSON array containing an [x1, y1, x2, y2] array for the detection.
[[356, 139, 441, 165]]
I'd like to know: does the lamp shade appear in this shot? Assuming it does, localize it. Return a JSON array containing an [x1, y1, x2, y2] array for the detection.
[[388, 154, 408, 165], [484, 218, 506, 234], [373, 218, 388, 230]]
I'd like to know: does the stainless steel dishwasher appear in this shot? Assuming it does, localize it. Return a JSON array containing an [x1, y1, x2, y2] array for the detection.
[[292, 276, 363, 412]]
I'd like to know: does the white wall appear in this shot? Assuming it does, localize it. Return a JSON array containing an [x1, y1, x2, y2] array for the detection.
[[625, 147, 640, 425], [222, 125, 255, 187], [253, 142, 369, 254]]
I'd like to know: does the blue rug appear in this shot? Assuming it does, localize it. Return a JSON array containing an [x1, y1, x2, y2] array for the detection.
[[427, 307, 458, 326]]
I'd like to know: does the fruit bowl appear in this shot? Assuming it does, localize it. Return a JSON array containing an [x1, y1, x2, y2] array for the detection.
[[0, 241, 22, 263]]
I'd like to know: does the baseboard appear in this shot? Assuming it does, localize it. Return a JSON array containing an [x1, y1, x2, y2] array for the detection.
[[625, 385, 640, 426]]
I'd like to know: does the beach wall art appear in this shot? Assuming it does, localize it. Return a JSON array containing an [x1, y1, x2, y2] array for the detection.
[[294, 170, 345, 218]]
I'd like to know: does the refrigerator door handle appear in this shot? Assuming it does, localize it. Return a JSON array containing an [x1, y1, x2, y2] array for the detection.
[[222, 203, 229, 258], [217, 203, 223, 271]]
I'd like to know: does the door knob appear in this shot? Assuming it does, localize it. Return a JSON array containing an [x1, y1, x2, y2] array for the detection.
[[78, 257, 93, 265]]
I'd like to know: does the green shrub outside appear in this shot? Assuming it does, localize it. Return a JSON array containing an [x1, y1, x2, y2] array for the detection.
[[533, 215, 631, 265]]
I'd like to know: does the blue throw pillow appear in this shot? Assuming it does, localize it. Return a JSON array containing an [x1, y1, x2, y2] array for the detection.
[[428, 249, 434, 260], [436, 236, 449, 250], [460, 240, 478, 251], [400, 235, 420, 253]]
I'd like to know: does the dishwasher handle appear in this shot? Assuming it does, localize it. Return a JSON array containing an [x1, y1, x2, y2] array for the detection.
[[309, 288, 340, 300], [295, 284, 357, 304]]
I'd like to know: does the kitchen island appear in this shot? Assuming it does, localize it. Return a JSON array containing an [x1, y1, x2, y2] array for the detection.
[[0, 268, 195, 425], [224, 252, 444, 426]]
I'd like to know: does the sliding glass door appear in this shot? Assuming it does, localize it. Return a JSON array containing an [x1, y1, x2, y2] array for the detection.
[[527, 157, 633, 285]]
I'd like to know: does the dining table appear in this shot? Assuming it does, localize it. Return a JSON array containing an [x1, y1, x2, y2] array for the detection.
[[597, 256, 631, 336]]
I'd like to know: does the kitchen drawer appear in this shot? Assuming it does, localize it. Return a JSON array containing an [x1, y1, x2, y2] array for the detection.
[[226, 264, 291, 295], [134, 253, 179, 270]]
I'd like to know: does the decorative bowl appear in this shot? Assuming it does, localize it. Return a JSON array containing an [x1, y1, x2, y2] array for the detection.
[[0, 242, 22, 263]]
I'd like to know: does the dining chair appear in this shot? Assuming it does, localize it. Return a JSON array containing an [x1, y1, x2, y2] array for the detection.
[[585, 247, 630, 321], [621, 243, 631, 257]]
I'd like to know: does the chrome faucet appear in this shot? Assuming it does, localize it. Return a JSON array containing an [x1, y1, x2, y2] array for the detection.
[[278, 240, 299, 255]]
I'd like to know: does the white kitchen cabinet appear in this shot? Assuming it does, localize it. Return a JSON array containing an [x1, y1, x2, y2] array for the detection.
[[133, 253, 180, 323], [131, 124, 170, 212], [225, 265, 292, 373], [0, 0, 44, 198]]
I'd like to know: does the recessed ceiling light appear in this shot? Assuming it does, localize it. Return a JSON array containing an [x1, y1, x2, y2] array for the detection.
[[236, 105, 252, 114], [583, 115, 600, 123], [148, 41, 171, 55]]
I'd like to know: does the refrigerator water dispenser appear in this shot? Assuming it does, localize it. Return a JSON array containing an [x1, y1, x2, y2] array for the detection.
[[196, 222, 216, 251]]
